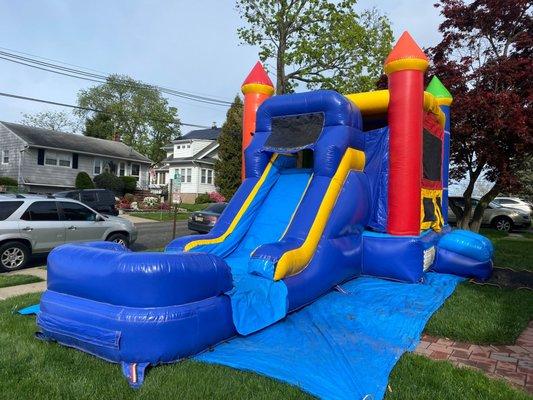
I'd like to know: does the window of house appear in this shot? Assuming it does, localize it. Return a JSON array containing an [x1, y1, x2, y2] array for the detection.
[[2, 150, 9, 164], [207, 169, 213, 184], [44, 151, 71, 167], [118, 162, 126, 177], [186, 168, 192, 183], [201, 169, 207, 184], [187, 145, 191, 148], [131, 163, 140, 177], [177, 145, 181, 149], [93, 159, 102, 175]]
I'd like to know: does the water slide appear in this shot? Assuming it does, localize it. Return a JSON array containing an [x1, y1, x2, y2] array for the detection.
[[38, 90, 372, 386]]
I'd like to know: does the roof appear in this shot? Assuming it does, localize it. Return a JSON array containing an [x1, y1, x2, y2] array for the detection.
[[181, 127, 221, 141], [1, 121, 152, 163], [242, 61, 274, 87], [384, 31, 428, 65]]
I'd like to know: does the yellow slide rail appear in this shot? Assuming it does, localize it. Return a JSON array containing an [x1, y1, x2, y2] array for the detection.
[[184, 154, 278, 252], [273, 148, 366, 281]]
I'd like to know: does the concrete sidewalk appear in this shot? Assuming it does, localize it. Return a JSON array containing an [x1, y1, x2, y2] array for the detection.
[[0, 267, 47, 300], [120, 213, 158, 224]]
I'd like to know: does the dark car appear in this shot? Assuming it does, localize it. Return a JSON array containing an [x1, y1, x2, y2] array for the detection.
[[188, 203, 227, 233], [55, 189, 119, 216]]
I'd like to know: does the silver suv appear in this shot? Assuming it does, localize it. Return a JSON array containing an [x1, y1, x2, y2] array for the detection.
[[448, 196, 531, 232], [0, 194, 137, 272]]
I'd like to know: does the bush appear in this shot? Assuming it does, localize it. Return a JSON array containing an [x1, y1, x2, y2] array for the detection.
[[142, 196, 159, 208], [93, 172, 124, 196], [0, 176, 18, 186], [75, 172, 95, 189], [209, 192, 226, 203], [195, 193, 211, 204], [121, 176, 138, 194], [124, 193, 135, 203]]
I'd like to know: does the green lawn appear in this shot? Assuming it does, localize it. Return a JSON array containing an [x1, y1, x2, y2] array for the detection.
[[1, 294, 528, 400], [425, 281, 533, 344], [480, 228, 533, 272], [0, 274, 43, 288], [128, 212, 190, 222]]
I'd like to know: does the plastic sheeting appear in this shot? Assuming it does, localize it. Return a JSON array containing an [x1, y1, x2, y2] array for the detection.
[[197, 272, 463, 400]]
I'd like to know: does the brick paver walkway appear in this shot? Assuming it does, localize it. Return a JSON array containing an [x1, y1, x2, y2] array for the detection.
[[415, 321, 533, 394]]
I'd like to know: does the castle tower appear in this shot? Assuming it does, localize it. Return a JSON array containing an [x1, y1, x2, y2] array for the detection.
[[426, 76, 453, 222], [240, 62, 275, 180], [384, 31, 429, 236]]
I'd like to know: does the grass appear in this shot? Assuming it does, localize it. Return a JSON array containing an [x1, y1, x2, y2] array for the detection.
[[425, 281, 533, 344], [1, 294, 529, 400], [479, 228, 533, 272], [128, 212, 190, 222], [128, 203, 209, 222], [0, 274, 43, 288], [386, 353, 531, 400]]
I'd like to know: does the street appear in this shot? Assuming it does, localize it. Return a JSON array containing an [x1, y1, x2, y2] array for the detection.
[[130, 220, 197, 251]]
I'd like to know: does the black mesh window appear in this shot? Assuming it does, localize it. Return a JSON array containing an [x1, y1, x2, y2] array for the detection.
[[423, 129, 442, 181], [264, 112, 324, 151], [423, 197, 436, 222]]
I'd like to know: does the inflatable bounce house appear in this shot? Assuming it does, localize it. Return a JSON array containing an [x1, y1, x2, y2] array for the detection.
[[36, 32, 493, 387]]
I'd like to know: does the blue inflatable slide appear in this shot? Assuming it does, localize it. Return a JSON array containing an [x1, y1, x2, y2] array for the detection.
[[36, 90, 493, 389]]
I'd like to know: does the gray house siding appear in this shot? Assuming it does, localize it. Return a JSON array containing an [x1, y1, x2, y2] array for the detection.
[[0, 124, 26, 183]]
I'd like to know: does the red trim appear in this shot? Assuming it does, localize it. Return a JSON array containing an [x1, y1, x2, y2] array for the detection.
[[387, 70, 424, 236], [422, 178, 442, 190], [423, 112, 444, 139], [242, 61, 274, 87]]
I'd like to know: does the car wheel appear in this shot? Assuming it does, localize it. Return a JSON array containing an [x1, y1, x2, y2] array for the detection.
[[492, 216, 513, 232], [0, 242, 30, 272], [106, 233, 129, 248]]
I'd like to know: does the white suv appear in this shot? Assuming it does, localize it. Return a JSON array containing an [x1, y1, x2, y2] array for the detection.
[[493, 197, 532, 215], [0, 194, 137, 272]]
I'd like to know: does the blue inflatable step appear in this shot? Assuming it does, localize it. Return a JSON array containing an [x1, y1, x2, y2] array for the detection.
[[432, 229, 493, 280]]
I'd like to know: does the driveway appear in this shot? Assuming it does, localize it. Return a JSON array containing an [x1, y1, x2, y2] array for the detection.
[[130, 220, 197, 251]]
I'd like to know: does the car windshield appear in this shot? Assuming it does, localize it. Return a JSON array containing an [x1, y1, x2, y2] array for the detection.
[[489, 201, 502, 209]]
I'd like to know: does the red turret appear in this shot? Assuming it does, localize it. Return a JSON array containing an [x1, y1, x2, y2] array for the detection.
[[385, 32, 429, 236], [240, 62, 275, 180]]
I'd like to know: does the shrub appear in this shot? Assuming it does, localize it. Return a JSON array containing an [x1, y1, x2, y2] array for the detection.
[[117, 199, 131, 210], [159, 202, 171, 211], [209, 192, 226, 203], [0, 176, 18, 186], [121, 176, 138, 194], [93, 172, 124, 196], [75, 172, 95, 189], [195, 193, 211, 204], [142, 196, 159, 208]]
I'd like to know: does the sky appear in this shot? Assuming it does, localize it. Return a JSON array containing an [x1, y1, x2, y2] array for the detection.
[[0, 0, 445, 135]]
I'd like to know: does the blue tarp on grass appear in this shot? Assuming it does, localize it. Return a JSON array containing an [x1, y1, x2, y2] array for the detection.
[[196, 273, 463, 400]]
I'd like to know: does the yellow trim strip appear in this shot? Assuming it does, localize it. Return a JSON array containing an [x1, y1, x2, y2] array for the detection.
[[344, 90, 446, 127], [185, 154, 279, 251], [273, 148, 366, 280], [241, 83, 275, 96], [384, 58, 429, 75]]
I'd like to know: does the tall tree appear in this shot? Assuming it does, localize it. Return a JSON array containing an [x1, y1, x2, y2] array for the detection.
[[20, 110, 77, 132], [237, 0, 393, 94], [214, 96, 243, 199], [430, 0, 532, 232], [76, 75, 181, 163]]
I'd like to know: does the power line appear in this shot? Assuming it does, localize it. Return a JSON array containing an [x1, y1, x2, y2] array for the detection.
[[0, 48, 234, 106], [0, 91, 210, 128]]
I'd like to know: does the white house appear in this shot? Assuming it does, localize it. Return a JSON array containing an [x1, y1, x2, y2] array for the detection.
[[152, 127, 220, 203]]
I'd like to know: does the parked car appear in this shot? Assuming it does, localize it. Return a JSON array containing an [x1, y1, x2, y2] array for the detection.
[[448, 196, 531, 232], [188, 203, 227, 233], [0, 194, 137, 272], [493, 197, 532, 215], [55, 189, 119, 216]]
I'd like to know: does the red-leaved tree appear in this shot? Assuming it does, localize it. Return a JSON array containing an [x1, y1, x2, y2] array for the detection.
[[430, 0, 532, 232]]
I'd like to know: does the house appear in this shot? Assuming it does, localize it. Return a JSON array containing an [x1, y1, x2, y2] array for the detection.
[[152, 127, 220, 203], [0, 121, 152, 193]]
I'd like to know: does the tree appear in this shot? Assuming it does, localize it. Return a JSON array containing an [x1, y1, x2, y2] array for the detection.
[[214, 96, 243, 199], [94, 172, 124, 196], [76, 75, 181, 163], [430, 0, 532, 232], [236, 0, 393, 94], [20, 110, 77, 132], [75, 172, 95, 189]]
